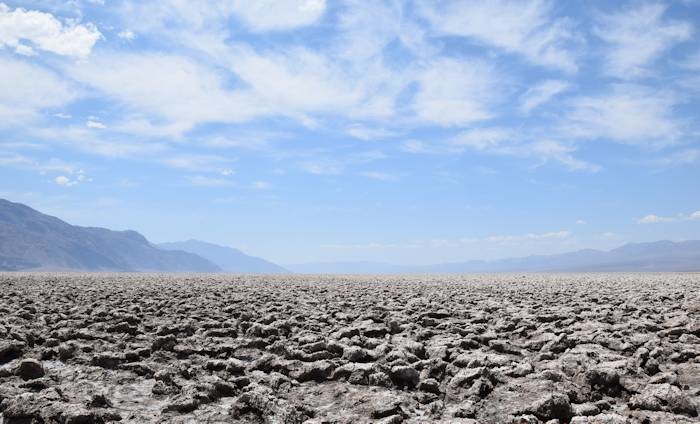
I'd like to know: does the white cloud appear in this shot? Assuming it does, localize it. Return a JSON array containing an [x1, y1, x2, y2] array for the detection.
[[0, 152, 33, 168], [203, 133, 277, 151], [117, 30, 135, 40], [56, 7, 405, 131], [0, 57, 76, 124], [420, 0, 578, 72], [229, 0, 326, 32], [637, 210, 700, 224], [295, 150, 388, 177], [161, 154, 233, 172], [651, 149, 700, 167], [54, 173, 90, 186], [299, 160, 343, 175], [29, 125, 167, 158], [360, 171, 401, 182], [86, 119, 105, 129], [229, 45, 398, 121], [352, 150, 385, 163], [67, 52, 268, 134], [595, 3, 692, 78], [414, 58, 500, 126], [0, 155, 83, 175], [451, 128, 512, 151], [14, 43, 34, 56], [576, 219, 586, 225], [334, 1, 397, 60], [347, 125, 399, 141], [252, 181, 271, 190], [485, 230, 570, 244], [528, 140, 601, 173], [450, 129, 600, 172], [333, 0, 431, 62], [563, 85, 681, 146], [118, 1, 402, 129], [637, 214, 669, 224], [54, 175, 73, 186], [185, 175, 235, 187], [519, 79, 570, 113], [0, 3, 101, 59]]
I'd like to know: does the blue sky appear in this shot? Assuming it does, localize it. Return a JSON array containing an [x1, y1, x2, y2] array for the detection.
[[1, 0, 700, 265]]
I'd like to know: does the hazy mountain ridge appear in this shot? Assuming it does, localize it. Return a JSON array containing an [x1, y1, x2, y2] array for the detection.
[[0, 199, 219, 272], [288, 240, 700, 274], [2, 198, 699, 274], [158, 240, 288, 274]]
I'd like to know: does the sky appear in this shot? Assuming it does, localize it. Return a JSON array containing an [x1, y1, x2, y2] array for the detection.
[[1, 0, 700, 266]]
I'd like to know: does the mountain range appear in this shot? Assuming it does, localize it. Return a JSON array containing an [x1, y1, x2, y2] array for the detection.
[[0, 199, 285, 273], [0, 199, 218, 272], [0, 198, 698, 273], [287, 240, 700, 273], [158, 240, 288, 273]]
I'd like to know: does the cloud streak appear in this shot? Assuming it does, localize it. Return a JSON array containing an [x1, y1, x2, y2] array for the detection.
[[420, 0, 579, 72], [637, 211, 700, 224], [595, 3, 692, 79]]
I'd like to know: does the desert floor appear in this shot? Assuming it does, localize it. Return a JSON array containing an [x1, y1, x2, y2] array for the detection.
[[0, 273, 698, 423]]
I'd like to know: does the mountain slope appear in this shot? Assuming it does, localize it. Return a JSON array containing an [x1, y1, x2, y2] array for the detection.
[[158, 240, 288, 274], [0, 199, 220, 272]]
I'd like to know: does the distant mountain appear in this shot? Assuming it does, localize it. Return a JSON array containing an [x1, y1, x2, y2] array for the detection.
[[3, 198, 698, 274], [0, 199, 219, 272], [158, 240, 288, 274], [288, 240, 700, 274]]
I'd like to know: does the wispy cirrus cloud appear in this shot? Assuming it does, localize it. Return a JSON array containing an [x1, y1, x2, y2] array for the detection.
[[360, 171, 402, 182], [228, 0, 326, 32], [0, 152, 85, 176], [0, 56, 76, 124], [420, 0, 579, 72], [561, 84, 682, 146], [185, 175, 235, 187], [414, 58, 502, 126], [485, 230, 570, 244], [450, 129, 600, 172], [299, 159, 344, 175], [161, 154, 234, 173], [519, 79, 570, 113], [66, 51, 267, 135], [595, 3, 692, 79]]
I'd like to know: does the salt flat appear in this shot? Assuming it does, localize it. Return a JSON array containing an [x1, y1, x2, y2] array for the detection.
[[0, 273, 698, 423]]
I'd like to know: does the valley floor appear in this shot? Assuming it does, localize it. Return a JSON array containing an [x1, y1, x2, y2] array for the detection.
[[0, 273, 699, 423]]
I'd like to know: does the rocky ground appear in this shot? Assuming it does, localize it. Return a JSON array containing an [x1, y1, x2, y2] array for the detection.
[[0, 273, 698, 424]]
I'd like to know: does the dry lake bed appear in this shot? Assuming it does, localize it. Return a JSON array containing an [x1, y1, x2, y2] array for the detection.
[[0, 273, 698, 423]]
